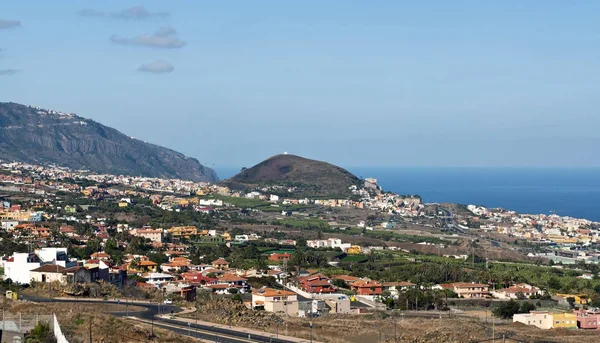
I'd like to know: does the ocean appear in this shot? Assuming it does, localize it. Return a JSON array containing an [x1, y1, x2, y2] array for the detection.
[[214, 167, 600, 222]]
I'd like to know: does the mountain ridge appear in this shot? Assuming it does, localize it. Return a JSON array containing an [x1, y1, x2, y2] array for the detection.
[[0, 102, 217, 182]]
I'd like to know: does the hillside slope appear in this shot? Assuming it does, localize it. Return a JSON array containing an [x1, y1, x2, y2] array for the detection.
[[0, 102, 217, 182], [222, 154, 361, 197]]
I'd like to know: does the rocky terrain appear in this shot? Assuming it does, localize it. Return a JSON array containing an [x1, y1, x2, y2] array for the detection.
[[0, 102, 217, 182]]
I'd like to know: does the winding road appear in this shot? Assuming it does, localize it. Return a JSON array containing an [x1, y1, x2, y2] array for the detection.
[[20, 296, 311, 343]]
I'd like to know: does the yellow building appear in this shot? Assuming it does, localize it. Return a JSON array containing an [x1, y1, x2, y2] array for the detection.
[[0, 211, 32, 221], [552, 313, 577, 329], [168, 226, 198, 237], [221, 232, 231, 241], [347, 246, 363, 255], [556, 294, 588, 305], [127, 260, 157, 273], [118, 202, 129, 208]]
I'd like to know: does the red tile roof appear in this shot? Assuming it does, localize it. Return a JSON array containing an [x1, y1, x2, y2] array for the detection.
[[212, 258, 229, 265], [31, 265, 66, 273], [351, 279, 382, 288]]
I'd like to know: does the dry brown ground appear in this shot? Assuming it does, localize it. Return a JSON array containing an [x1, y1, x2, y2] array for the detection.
[[186, 298, 600, 343], [248, 314, 600, 343], [1, 298, 194, 343]]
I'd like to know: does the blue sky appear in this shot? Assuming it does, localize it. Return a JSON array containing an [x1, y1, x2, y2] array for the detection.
[[1, 1, 599, 170]]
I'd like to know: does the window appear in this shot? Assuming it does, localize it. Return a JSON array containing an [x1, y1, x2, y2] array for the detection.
[[555, 321, 560, 324]]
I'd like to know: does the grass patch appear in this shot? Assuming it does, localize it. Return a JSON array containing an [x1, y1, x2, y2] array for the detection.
[[341, 255, 369, 263]]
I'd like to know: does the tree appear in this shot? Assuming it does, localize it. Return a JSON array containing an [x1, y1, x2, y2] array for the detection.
[[147, 252, 169, 267], [333, 279, 347, 289], [567, 297, 576, 309], [492, 300, 521, 319], [296, 238, 307, 248], [317, 230, 324, 240], [492, 300, 536, 319], [520, 302, 536, 313], [25, 321, 56, 343], [547, 276, 561, 290], [256, 258, 268, 272]]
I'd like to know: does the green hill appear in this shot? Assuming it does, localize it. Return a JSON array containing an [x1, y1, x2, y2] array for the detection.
[[222, 154, 361, 198]]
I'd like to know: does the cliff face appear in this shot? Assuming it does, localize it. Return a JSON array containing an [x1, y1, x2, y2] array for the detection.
[[222, 154, 361, 197], [0, 102, 218, 182]]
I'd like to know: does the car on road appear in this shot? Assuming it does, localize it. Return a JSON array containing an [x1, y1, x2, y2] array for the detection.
[[163, 299, 173, 304]]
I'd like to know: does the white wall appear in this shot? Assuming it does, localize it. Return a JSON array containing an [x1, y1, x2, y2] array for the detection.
[[31, 271, 67, 283], [3, 253, 40, 285]]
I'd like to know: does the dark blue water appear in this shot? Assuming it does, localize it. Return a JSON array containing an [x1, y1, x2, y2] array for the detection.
[[215, 167, 600, 222]]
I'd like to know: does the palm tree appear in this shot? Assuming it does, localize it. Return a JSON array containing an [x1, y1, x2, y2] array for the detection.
[[387, 253, 394, 269]]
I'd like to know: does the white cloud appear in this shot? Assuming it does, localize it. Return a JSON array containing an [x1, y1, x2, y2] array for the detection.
[[0, 20, 21, 29], [77, 6, 168, 20], [111, 6, 169, 20], [110, 27, 186, 49], [0, 69, 21, 75], [77, 9, 105, 17], [138, 60, 174, 73]]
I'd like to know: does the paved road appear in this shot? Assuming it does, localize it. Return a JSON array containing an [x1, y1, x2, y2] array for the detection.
[[438, 207, 469, 235], [21, 296, 308, 343]]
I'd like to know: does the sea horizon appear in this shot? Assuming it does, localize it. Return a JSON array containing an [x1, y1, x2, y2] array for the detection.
[[214, 166, 600, 222]]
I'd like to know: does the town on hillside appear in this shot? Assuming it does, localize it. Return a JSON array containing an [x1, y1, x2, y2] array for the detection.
[[1, 160, 600, 342]]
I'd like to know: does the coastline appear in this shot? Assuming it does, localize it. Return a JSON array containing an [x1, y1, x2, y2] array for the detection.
[[216, 166, 600, 222]]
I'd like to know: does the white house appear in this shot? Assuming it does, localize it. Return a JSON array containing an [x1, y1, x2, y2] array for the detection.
[[30, 265, 67, 284], [513, 311, 553, 330], [143, 272, 174, 285], [2, 248, 75, 285], [235, 235, 249, 242], [245, 191, 261, 199], [307, 238, 351, 251], [199, 199, 223, 207], [252, 287, 298, 317], [492, 284, 540, 299], [1, 221, 18, 231]]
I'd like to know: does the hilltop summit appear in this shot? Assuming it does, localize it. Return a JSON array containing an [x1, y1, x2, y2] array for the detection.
[[222, 154, 361, 197], [0, 102, 217, 182]]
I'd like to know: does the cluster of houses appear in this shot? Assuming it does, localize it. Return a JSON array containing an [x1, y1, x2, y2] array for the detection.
[[306, 238, 362, 254], [0, 247, 255, 302], [514, 309, 600, 330], [1, 248, 127, 288], [463, 204, 600, 253]]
